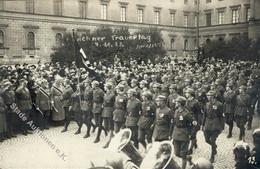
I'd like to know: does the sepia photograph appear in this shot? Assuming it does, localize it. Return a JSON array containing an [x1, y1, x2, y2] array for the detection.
[[0, 0, 260, 168]]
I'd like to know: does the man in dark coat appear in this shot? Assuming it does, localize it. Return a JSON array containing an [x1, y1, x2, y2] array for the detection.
[[223, 83, 237, 138], [125, 88, 142, 148], [153, 95, 173, 142], [138, 91, 156, 148], [15, 78, 33, 135], [173, 96, 197, 169], [246, 80, 258, 130], [235, 85, 250, 140], [203, 90, 224, 163]]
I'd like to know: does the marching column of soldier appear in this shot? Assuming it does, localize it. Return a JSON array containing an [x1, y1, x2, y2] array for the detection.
[[0, 58, 260, 169]]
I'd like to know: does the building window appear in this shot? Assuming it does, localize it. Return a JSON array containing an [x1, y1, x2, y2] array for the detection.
[[184, 39, 188, 50], [0, 1, 4, 10], [206, 38, 211, 44], [28, 32, 35, 49], [154, 11, 160, 25], [184, 15, 188, 27], [170, 13, 175, 26], [26, 0, 34, 13], [218, 11, 224, 24], [0, 30, 4, 48], [54, 0, 62, 16], [79, 1, 87, 18], [171, 39, 175, 50], [55, 33, 62, 48], [206, 0, 211, 3], [206, 12, 211, 26], [194, 39, 197, 48], [137, 9, 144, 23], [194, 15, 197, 27], [246, 7, 250, 22], [120, 6, 126, 22], [101, 4, 107, 20], [194, 0, 198, 6], [232, 9, 239, 23], [184, 0, 188, 4]]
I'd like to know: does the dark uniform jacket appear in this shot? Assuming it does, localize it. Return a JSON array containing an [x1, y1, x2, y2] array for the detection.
[[92, 88, 104, 114], [204, 100, 224, 131], [36, 88, 51, 111], [173, 107, 195, 142], [102, 90, 115, 118], [125, 98, 142, 127], [62, 86, 74, 108], [153, 106, 173, 141], [167, 93, 179, 112], [138, 100, 156, 129], [235, 93, 250, 117], [223, 90, 236, 114], [113, 94, 127, 122], [81, 86, 93, 112], [16, 86, 32, 111], [247, 86, 258, 106], [2, 89, 16, 113], [186, 98, 202, 124]]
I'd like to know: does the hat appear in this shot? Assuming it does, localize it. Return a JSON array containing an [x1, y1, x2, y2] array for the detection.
[[207, 90, 215, 96], [105, 82, 113, 89], [140, 80, 148, 85], [1, 79, 11, 86], [142, 91, 152, 98], [185, 88, 195, 96], [127, 89, 136, 95], [239, 85, 247, 90], [155, 95, 167, 101], [175, 96, 186, 104], [153, 83, 161, 88], [116, 84, 125, 92], [169, 84, 177, 89], [131, 79, 138, 85], [91, 80, 99, 86]]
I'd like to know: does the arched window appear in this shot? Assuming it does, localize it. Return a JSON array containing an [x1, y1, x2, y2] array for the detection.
[[55, 33, 62, 47], [0, 30, 4, 48], [28, 32, 35, 49], [170, 38, 175, 50], [184, 39, 188, 50]]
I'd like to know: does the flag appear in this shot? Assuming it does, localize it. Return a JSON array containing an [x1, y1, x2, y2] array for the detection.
[[72, 31, 104, 82]]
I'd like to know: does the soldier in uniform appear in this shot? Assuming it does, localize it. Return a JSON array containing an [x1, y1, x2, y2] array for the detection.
[[130, 79, 141, 99], [102, 82, 115, 145], [138, 91, 156, 148], [203, 90, 224, 163], [92, 80, 106, 143], [152, 95, 173, 142], [167, 84, 179, 113], [15, 78, 33, 135], [184, 88, 202, 154], [1, 79, 17, 138], [51, 79, 65, 122], [81, 79, 94, 138], [172, 96, 197, 169], [125, 89, 142, 148], [223, 83, 237, 138], [139, 80, 149, 93], [152, 83, 161, 101], [234, 85, 250, 140], [35, 79, 51, 130], [113, 84, 127, 133], [61, 79, 74, 132], [246, 80, 258, 130]]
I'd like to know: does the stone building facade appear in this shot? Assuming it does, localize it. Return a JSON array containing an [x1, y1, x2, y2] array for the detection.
[[0, 0, 259, 64]]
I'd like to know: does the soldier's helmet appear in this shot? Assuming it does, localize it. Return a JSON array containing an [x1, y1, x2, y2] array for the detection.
[[191, 157, 214, 169], [175, 96, 186, 105], [127, 89, 136, 96], [169, 84, 177, 90], [184, 88, 195, 96]]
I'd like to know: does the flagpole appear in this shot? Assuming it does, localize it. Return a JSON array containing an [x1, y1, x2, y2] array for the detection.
[[72, 28, 83, 114]]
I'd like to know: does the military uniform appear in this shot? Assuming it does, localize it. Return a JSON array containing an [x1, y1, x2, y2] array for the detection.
[[113, 94, 127, 133], [153, 105, 173, 141], [125, 97, 142, 148], [36, 87, 51, 130], [102, 90, 115, 131], [51, 84, 65, 121], [223, 89, 237, 137], [235, 90, 250, 140], [247, 84, 258, 129], [203, 93, 224, 162], [137, 99, 156, 147], [16, 83, 32, 133]]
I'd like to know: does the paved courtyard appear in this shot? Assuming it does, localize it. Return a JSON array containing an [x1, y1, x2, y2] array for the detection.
[[0, 114, 259, 169]]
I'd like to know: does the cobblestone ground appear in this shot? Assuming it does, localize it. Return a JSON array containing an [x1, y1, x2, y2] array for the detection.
[[0, 114, 259, 169]]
